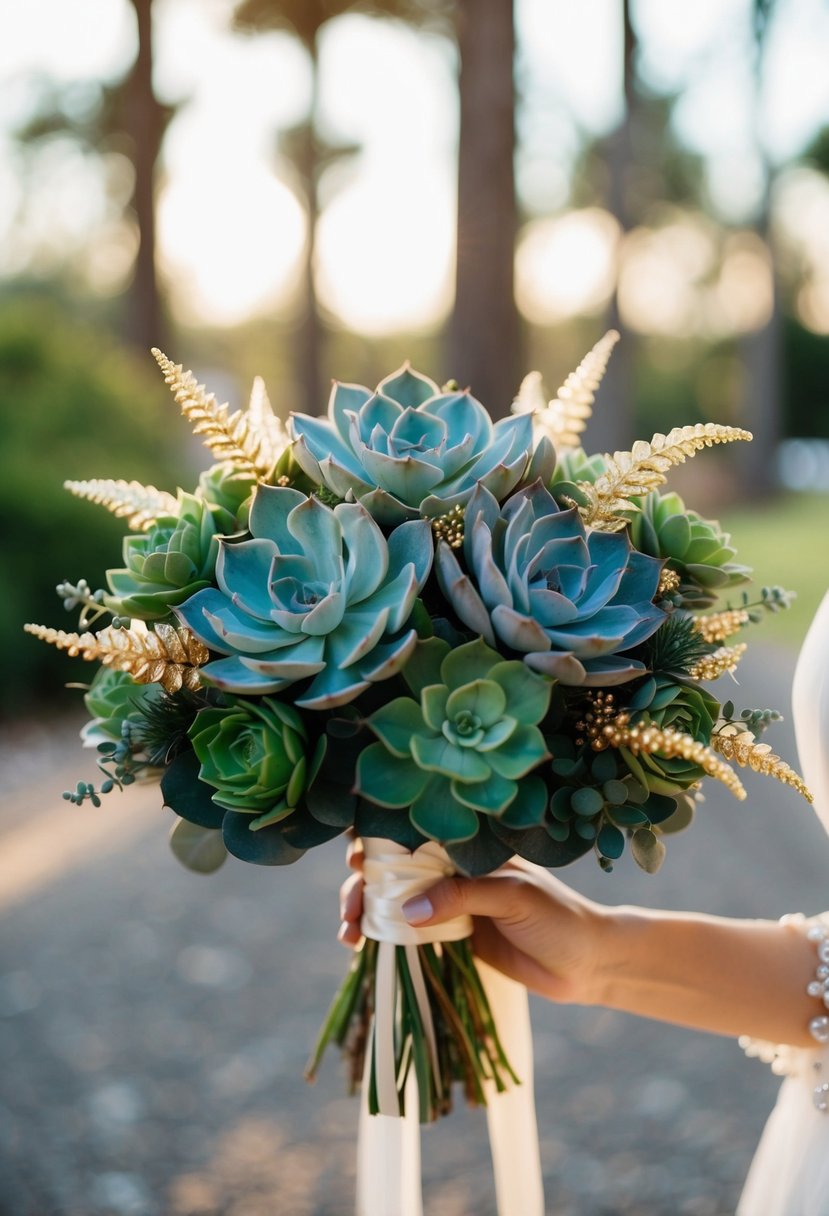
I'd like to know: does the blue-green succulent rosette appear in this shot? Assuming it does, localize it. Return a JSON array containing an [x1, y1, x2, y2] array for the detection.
[[289, 364, 554, 525], [173, 484, 433, 709], [354, 637, 553, 871], [436, 481, 667, 686]]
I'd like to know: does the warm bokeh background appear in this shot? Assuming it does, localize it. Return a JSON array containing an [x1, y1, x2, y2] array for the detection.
[[1, 3, 829, 1214]]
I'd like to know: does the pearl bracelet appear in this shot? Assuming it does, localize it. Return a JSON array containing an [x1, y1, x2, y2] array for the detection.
[[739, 914, 829, 1112], [805, 920, 829, 1048]]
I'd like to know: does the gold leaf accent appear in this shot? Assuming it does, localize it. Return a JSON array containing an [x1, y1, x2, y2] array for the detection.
[[688, 643, 747, 681], [512, 331, 619, 450], [712, 723, 812, 804], [24, 621, 209, 694], [63, 479, 179, 532], [579, 423, 753, 532], [693, 608, 751, 644], [152, 349, 289, 478]]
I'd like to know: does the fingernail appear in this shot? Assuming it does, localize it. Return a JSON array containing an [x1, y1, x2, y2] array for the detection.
[[402, 896, 433, 925], [337, 923, 349, 942]]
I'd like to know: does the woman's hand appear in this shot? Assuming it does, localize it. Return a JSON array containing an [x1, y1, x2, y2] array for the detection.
[[338, 840, 608, 1005]]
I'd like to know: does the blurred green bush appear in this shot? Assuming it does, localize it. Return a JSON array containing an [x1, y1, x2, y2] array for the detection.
[[0, 297, 180, 716]]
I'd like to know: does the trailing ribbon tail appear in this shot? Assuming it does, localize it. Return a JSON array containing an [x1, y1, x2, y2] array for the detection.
[[355, 838, 545, 1216]]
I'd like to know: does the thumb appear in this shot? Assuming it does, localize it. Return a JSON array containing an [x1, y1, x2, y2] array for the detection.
[[402, 874, 524, 927]]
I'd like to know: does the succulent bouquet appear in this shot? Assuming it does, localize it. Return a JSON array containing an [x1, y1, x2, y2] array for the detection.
[[28, 333, 811, 1125]]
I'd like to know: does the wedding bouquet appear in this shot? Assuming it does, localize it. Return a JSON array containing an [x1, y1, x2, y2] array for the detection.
[[27, 332, 811, 1130]]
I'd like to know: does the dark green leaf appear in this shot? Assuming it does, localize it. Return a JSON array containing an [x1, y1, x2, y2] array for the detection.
[[597, 823, 625, 860], [497, 776, 547, 828], [305, 778, 357, 827], [222, 810, 306, 866], [355, 799, 428, 852], [160, 750, 224, 829], [570, 786, 604, 817], [446, 819, 513, 876], [491, 822, 592, 867]]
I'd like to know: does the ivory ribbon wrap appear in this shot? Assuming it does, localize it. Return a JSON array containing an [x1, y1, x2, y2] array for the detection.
[[356, 838, 545, 1216]]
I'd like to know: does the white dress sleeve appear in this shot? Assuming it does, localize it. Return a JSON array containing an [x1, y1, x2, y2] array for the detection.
[[737, 591, 829, 1216]]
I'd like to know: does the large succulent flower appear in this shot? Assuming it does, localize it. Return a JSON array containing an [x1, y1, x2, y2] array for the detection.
[[628, 491, 751, 609], [290, 364, 540, 525], [355, 637, 552, 844], [175, 485, 432, 708], [437, 482, 666, 686], [188, 697, 319, 830], [105, 491, 233, 621]]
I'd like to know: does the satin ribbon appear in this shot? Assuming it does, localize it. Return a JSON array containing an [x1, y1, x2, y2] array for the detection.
[[356, 838, 545, 1216]]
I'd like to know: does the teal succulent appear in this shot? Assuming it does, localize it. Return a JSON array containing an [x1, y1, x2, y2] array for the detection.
[[628, 491, 751, 609], [105, 490, 234, 621], [175, 485, 432, 708], [188, 697, 320, 830], [81, 667, 163, 747], [290, 364, 545, 525], [436, 482, 666, 686], [355, 637, 552, 844]]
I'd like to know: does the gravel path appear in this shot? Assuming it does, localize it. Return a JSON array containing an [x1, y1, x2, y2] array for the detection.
[[2, 644, 827, 1216]]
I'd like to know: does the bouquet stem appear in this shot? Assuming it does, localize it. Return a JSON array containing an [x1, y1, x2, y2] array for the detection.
[[306, 935, 518, 1122]]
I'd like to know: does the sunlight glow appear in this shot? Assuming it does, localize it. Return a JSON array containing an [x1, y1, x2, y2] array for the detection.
[[315, 172, 454, 335], [157, 167, 305, 327], [515, 209, 618, 325]]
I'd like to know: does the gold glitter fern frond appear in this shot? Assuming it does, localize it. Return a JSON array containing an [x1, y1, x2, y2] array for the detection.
[[24, 621, 209, 694], [152, 349, 289, 479], [712, 724, 812, 804], [579, 423, 753, 532], [64, 479, 179, 532], [512, 331, 619, 450]]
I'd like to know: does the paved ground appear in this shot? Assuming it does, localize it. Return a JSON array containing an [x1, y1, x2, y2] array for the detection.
[[2, 643, 828, 1216]]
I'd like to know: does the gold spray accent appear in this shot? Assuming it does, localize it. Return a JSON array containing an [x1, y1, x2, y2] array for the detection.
[[693, 608, 751, 644], [577, 692, 746, 800], [24, 621, 209, 694], [431, 504, 465, 549], [688, 643, 748, 681], [712, 723, 812, 804]]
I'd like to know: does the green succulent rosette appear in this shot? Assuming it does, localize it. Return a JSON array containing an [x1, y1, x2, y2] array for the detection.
[[620, 674, 721, 794], [355, 637, 552, 846], [628, 490, 751, 609], [436, 481, 666, 686], [290, 364, 548, 525], [175, 485, 432, 708], [81, 667, 164, 747], [197, 461, 257, 526], [549, 448, 607, 510], [188, 696, 322, 830], [105, 490, 234, 621]]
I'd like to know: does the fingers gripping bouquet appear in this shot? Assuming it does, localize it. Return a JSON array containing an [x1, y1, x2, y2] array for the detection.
[[28, 333, 811, 1124]]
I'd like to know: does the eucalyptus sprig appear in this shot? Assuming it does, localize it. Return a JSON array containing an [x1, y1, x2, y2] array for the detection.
[[63, 722, 147, 806]]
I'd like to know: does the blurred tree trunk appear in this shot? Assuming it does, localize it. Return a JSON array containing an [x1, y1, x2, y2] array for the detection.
[[737, 0, 781, 499], [585, 0, 636, 455], [124, 0, 167, 354], [449, 0, 520, 415]]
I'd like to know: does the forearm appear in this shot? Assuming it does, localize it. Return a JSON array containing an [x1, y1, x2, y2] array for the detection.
[[587, 907, 821, 1048]]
